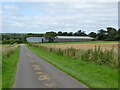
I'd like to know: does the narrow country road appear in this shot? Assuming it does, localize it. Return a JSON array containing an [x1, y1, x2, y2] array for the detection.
[[14, 44, 87, 88]]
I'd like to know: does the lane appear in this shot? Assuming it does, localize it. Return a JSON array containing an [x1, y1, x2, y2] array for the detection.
[[14, 44, 87, 88]]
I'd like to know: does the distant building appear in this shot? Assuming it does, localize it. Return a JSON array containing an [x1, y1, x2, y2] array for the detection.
[[26, 36, 93, 43], [26, 37, 48, 43], [54, 36, 93, 42]]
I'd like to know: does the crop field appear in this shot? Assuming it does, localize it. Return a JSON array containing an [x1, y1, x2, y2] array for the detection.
[[41, 42, 118, 51], [30, 42, 119, 68]]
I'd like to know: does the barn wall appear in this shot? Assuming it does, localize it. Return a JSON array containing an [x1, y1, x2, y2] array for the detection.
[[54, 38, 92, 42]]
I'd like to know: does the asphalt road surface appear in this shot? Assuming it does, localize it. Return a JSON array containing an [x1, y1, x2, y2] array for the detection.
[[13, 44, 87, 88]]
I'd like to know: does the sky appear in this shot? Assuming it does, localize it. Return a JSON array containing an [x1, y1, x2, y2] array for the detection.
[[1, 1, 118, 34]]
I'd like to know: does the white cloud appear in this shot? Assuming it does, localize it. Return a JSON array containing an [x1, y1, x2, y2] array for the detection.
[[1, 0, 119, 2], [2, 2, 118, 33], [3, 5, 19, 11]]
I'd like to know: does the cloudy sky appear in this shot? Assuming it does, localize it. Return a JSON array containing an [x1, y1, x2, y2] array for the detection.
[[1, 1, 118, 34]]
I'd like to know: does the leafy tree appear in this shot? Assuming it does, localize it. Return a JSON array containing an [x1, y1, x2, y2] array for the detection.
[[97, 29, 107, 40], [58, 31, 63, 36], [105, 27, 118, 41], [88, 32, 97, 38], [67, 32, 73, 36], [62, 32, 68, 36], [44, 32, 57, 42], [74, 30, 87, 36]]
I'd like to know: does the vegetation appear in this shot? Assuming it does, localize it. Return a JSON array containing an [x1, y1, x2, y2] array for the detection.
[[27, 45, 118, 88], [44, 32, 57, 42], [2, 45, 20, 88], [38, 41, 118, 45], [2, 45, 18, 59], [0, 49, 1, 89], [29, 43, 118, 68], [1, 27, 119, 44]]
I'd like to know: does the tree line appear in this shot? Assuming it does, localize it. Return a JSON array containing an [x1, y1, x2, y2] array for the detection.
[[1, 27, 120, 44]]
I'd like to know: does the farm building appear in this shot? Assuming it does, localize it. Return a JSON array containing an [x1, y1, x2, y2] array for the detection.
[[26, 36, 93, 42], [54, 36, 93, 42], [26, 37, 48, 42]]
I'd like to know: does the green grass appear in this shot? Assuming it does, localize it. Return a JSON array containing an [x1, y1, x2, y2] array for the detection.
[[27, 45, 118, 88], [0, 50, 2, 90], [37, 41, 118, 45], [2, 46, 20, 88]]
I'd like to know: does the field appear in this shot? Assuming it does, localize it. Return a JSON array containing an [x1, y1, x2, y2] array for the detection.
[[40, 41, 118, 45], [41, 42, 118, 51]]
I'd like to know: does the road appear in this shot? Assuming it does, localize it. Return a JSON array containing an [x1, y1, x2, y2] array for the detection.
[[14, 44, 87, 88]]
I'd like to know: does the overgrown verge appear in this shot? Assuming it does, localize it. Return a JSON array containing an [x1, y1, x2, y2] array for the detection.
[[27, 44, 118, 88], [2, 45, 20, 88], [29, 43, 118, 68]]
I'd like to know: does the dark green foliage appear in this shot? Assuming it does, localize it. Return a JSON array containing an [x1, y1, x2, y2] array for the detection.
[[43, 32, 57, 42]]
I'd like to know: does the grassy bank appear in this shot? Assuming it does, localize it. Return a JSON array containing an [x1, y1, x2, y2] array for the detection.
[[37, 41, 118, 45], [0, 50, 1, 90], [0, 44, 13, 46], [27, 45, 118, 88], [2, 46, 20, 88]]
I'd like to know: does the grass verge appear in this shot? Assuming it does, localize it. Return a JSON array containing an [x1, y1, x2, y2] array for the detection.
[[38, 41, 118, 45], [2, 46, 20, 88], [0, 44, 13, 46], [27, 45, 118, 88]]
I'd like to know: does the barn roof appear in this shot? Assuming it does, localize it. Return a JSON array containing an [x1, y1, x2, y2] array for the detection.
[[56, 36, 93, 39], [27, 37, 42, 39]]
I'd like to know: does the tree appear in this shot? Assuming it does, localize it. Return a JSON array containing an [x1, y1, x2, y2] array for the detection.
[[62, 32, 68, 36], [88, 32, 97, 38], [97, 29, 107, 40], [105, 27, 118, 41], [58, 31, 63, 36], [67, 32, 73, 36], [117, 29, 120, 40], [44, 32, 57, 42], [74, 30, 87, 36]]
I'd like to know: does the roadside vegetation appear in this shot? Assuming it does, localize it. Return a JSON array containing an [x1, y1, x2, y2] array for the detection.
[[27, 43, 118, 88], [34, 41, 118, 45], [2, 45, 20, 88], [29, 43, 118, 68], [0, 48, 1, 89]]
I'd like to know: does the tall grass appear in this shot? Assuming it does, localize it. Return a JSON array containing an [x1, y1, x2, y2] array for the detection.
[[2, 45, 18, 64], [29, 43, 118, 68], [2, 46, 20, 88]]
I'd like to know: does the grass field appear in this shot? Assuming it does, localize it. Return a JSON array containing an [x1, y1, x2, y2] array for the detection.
[[2, 46, 20, 88], [27, 45, 118, 88]]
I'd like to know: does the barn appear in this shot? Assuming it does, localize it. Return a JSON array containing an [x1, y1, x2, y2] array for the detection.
[[26, 36, 93, 43], [26, 37, 48, 42], [54, 36, 93, 42]]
